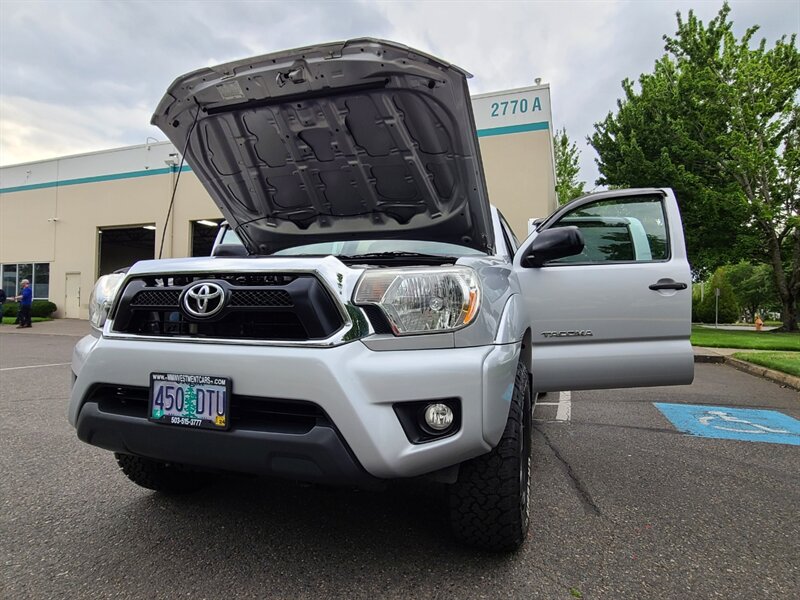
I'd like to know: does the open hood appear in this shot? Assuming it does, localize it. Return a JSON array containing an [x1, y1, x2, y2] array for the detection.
[[152, 38, 494, 255]]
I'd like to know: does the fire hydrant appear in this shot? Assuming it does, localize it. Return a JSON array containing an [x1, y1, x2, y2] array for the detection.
[[755, 315, 764, 332]]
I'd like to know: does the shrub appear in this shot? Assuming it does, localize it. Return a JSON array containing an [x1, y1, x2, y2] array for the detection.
[[2, 302, 17, 317], [2, 300, 58, 318], [32, 300, 58, 317]]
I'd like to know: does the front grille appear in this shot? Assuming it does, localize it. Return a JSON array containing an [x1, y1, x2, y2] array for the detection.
[[130, 289, 293, 309], [91, 384, 331, 434], [131, 290, 181, 307], [112, 272, 343, 341], [228, 290, 292, 307]]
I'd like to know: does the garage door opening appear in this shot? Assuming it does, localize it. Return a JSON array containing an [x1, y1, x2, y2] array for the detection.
[[191, 219, 223, 257], [98, 225, 156, 276]]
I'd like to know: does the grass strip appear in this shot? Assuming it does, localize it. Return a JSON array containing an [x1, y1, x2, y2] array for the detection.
[[691, 326, 800, 351], [1, 317, 52, 325], [731, 352, 800, 378]]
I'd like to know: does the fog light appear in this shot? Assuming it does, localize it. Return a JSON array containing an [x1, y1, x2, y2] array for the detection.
[[424, 403, 454, 431]]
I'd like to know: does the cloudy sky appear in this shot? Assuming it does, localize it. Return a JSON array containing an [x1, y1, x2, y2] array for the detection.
[[1, 0, 797, 186]]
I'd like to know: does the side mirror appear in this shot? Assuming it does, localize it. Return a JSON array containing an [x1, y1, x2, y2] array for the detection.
[[522, 226, 584, 268]]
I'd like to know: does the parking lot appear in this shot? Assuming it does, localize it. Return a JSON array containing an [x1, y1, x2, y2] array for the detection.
[[1, 324, 798, 599]]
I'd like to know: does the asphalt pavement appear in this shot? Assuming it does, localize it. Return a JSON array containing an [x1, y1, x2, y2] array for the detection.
[[1, 327, 798, 599]]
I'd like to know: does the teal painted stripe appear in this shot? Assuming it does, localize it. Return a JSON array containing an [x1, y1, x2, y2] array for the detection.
[[476, 121, 549, 138], [0, 165, 192, 194], [1, 121, 548, 193]]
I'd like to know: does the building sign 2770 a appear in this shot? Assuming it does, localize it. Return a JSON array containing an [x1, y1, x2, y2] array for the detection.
[[472, 84, 552, 133]]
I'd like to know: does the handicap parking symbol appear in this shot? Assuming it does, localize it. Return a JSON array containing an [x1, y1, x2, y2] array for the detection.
[[654, 403, 800, 446]]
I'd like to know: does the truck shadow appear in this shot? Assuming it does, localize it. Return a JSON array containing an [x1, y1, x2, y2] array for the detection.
[[97, 472, 524, 597]]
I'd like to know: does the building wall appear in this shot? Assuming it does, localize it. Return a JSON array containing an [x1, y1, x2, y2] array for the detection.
[[0, 86, 557, 319], [473, 84, 558, 238], [0, 143, 221, 318], [479, 130, 556, 240]]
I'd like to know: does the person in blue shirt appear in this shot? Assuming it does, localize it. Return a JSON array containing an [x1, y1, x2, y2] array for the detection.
[[15, 279, 33, 328]]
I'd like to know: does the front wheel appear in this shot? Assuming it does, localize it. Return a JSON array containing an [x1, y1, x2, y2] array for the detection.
[[448, 360, 532, 552]]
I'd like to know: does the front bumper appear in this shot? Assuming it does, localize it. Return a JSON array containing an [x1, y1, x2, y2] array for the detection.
[[69, 335, 520, 480]]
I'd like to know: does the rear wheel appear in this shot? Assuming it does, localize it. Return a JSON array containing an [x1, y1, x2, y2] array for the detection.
[[448, 360, 531, 551], [115, 453, 208, 494]]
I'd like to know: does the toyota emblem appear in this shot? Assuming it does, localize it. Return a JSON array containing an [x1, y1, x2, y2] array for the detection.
[[182, 282, 225, 318]]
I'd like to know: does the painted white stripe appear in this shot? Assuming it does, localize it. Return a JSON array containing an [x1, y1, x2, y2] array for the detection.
[[556, 391, 572, 422], [0, 362, 71, 372], [535, 402, 560, 406]]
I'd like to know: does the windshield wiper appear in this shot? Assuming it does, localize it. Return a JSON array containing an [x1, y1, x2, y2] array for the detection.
[[339, 251, 451, 260]]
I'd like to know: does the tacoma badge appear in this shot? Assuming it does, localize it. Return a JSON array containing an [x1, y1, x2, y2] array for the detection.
[[541, 330, 593, 338]]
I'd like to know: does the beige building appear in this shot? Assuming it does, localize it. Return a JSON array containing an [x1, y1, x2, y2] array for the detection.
[[0, 84, 556, 319]]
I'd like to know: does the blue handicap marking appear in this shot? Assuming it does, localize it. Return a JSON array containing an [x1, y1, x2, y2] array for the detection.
[[654, 403, 800, 446]]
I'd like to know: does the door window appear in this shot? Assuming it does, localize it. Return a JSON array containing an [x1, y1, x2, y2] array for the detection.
[[549, 195, 669, 264]]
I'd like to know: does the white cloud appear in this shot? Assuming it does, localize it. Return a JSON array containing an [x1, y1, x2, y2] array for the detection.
[[0, 95, 156, 165], [1, 0, 797, 186]]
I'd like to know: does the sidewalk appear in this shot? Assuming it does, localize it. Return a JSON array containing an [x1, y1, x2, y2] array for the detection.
[[693, 345, 765, 361], [0, 319, 91, 337], [696, 324, 781, 332]]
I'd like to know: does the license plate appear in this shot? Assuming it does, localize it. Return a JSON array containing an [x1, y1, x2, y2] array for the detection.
[[149, 373, 231, 430]]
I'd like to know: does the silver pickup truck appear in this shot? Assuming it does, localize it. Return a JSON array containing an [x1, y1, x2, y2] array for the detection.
[[68, 39, 693, 552]]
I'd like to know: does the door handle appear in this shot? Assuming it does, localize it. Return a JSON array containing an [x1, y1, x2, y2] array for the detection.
[[649, 278, 687, 291]]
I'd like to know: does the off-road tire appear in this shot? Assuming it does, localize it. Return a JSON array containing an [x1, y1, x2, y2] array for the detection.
[[448, 360, 531, 552], [115, 453, 208, 494]]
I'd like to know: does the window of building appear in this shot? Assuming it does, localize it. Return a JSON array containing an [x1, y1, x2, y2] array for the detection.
[[0, 262, 51, 299], [191, 219, 223, 257], [34, 263, 50, 299], [2, 264, 17, 298]]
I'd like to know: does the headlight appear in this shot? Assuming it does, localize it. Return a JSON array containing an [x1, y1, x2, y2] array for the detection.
[[88, 273, 125, 330], [354, 267, 480, 335]]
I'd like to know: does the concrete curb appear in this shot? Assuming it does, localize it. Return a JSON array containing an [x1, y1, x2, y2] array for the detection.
[[693, 354, 725, 364], [725, 356, 800, 392]]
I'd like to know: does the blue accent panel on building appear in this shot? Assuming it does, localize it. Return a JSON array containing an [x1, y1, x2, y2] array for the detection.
[[0, 165, 193, 194], [476, 122, 549, 138], [655, 403, 800, 446]]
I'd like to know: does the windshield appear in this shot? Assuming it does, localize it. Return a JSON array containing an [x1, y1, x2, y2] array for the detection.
[[218, 228, 485, 258]]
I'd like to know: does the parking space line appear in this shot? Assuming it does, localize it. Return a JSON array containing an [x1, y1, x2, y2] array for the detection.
[[556, 391, 572, 421], [0, 362, 71, 372]]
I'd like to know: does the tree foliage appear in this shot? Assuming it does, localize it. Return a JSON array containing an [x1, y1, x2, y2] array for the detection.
[[591, 3, 799, 330], [696, 268, 740, 324], [722, 261, 779, 321], [553, 127, 586, 205]]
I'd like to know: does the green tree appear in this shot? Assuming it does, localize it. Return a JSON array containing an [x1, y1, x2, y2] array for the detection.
[[553, 127, 586, 205], [591, 3, 799, 330], [723, 261, 779, 321], [697, 268, 740, 324]]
